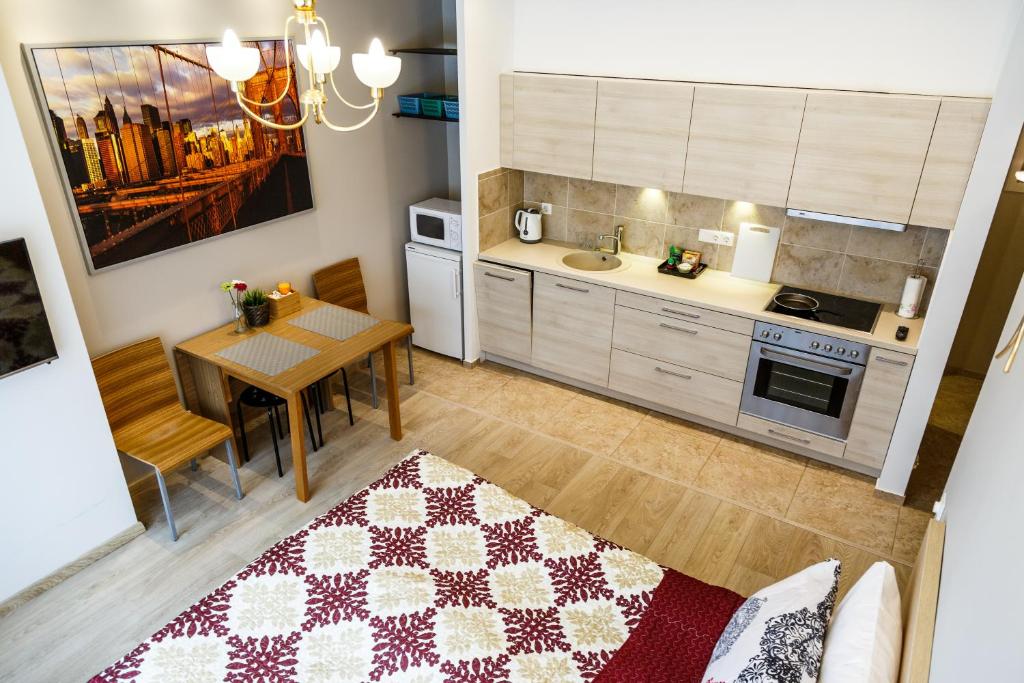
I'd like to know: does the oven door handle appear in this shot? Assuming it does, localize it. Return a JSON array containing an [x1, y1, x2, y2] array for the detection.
[[759, 346, 854, 377]]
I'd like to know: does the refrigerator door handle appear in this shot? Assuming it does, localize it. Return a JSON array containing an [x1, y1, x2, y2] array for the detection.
[[452, 268, 461, 299]]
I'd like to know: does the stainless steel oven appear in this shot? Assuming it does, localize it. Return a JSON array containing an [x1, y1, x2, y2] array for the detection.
[[741, 322, 869, 440]]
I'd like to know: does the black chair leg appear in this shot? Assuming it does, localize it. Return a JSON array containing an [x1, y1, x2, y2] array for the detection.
[[264, 408, 284, 477], [301, 392, 318, 453], [341, 368, 354, 426], [273, 404, 285, 439], [236, 398, 250, 463], [311, 385, 324, 448]]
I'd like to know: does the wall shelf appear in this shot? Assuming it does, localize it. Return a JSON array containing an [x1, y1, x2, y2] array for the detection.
[[392, 113, 458, 123], [389, 48, 457, 56]]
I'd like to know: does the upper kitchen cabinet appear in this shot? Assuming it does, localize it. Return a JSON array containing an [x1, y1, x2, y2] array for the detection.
[[909, 98, 990, 230], [592, 79, 693, 191], [788, 92, 940, 223], [683, 86, 806, 206], [509, 73, 598, 179]]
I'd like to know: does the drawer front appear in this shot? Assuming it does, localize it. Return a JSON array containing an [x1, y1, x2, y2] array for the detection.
[[844, 348, 915, 469], [612, 305, 751, 381], [615, 289, 754, 335], [737, 413, 847, 459], [474, 262, 532, 363], [532, 273, 616, 386], [609, 349, 741, 425]]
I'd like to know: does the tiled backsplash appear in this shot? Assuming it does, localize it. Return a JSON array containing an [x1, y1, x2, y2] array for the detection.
[[480, 169, 946, 309]]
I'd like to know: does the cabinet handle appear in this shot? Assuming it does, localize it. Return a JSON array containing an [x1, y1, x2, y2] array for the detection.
[[875, 356, 909, 367], [655, 366, 692, 380], [767, 428, 811, 445], [484, 271, 515, 282], [994, 314, 1024, 374], [556, 282, 590, 293], [659, 322, 698, 335], [662, 307, 700, 319]]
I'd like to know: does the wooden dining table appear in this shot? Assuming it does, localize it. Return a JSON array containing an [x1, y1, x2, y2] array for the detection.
[[174, 297, 413, 502]]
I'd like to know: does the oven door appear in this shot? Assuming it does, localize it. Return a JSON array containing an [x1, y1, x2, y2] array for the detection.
[[411, 210, 452, 249], [740, 341, 865, 440]]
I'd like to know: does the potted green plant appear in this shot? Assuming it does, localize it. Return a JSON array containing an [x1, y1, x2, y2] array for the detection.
[[241, 288, 270, 327]]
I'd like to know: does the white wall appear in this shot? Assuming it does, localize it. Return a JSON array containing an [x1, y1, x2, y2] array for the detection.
[[511, 0, 1019, 97], [457, 0, 514, 361], [0, 68, 138, 603]]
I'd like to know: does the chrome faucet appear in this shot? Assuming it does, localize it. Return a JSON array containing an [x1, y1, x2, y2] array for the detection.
[[598, 225, 624, 255]]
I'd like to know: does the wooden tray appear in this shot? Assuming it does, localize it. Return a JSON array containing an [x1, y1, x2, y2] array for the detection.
[[657, 260, 707, 279], [269, 291, 301, 320]]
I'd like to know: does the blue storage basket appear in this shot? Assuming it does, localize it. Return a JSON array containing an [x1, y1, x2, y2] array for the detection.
[[397, 95, 422, 116], [443, 97, 460, 120]]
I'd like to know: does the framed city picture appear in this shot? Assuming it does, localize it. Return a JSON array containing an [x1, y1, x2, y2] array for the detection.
[[23, 39, 314, 273]]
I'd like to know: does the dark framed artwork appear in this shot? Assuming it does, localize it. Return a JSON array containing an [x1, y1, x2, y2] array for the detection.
[[23, 38, 314, 273]]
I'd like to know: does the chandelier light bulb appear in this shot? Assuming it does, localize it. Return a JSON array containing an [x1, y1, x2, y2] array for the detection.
[[206, 28, 260, 83], [297, 28, 341, 75], [352, 37, 402, 89]]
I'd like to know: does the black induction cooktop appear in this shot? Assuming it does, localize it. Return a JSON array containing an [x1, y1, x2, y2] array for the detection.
[[765, 286, 882, 333]]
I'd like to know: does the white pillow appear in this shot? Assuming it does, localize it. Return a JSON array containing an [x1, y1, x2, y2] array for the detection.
[[702, 558, 840, 683], [818, 561, 903, 683]]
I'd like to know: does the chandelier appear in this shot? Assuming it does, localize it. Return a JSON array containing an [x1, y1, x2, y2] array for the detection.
[[205, 0, 401, 132]]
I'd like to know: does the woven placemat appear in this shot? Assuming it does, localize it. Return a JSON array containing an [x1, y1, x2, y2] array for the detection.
[[215, 333, 320, 376], [288, 304, 378, 342]]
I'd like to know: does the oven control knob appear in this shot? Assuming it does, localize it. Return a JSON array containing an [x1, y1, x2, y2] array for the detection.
[[772, 333, 783, 341], [823, 344, 833, 352], [810, 341, 820, 349], [849, 350, 860, 359], [761, 330, 771, 338], [837, 347, 846, 355]]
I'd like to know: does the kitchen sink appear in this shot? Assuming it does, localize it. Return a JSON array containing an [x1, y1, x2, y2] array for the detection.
[[561, 251, 623, 272]]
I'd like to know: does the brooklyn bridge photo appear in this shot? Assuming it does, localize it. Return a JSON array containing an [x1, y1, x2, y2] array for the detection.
[[28, 39, 313, 272]]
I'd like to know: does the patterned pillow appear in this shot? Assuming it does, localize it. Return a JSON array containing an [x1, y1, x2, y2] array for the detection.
[[702, 559, 841, 683]]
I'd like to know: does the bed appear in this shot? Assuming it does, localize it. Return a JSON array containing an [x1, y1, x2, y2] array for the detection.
[[89, 449, 944, 682]]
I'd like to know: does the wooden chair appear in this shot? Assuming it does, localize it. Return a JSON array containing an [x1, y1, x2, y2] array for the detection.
[[313, 257, 415, 409], [91, 338, 242, 541]]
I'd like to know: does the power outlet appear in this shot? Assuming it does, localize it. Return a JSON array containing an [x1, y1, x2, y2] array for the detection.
[[540, 202, 553, 215], [698, 229, 735, 246]]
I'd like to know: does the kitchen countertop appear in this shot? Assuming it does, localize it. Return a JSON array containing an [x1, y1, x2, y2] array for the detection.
[[478, 239, 923, 354]]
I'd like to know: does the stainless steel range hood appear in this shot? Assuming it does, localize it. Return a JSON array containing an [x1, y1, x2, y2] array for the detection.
[[785, 208, 907, 232]]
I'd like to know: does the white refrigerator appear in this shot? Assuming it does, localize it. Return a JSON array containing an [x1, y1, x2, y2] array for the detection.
[[405, 242, 463, 360]]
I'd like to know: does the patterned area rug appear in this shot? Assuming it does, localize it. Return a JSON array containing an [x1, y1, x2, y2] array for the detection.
[[91, 450, 743, 682]]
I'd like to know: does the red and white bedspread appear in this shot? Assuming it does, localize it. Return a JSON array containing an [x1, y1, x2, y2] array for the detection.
[[92, 450, 744, 682]]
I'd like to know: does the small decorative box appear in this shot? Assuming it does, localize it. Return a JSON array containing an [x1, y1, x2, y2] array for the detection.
[[269, 291, 301, 320]]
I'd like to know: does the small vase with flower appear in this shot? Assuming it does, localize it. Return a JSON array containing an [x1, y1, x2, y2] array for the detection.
[[220, 279, 249, 334]]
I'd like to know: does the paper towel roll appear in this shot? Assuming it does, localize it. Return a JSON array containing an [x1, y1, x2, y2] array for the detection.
[[897, 274, 927, 319]]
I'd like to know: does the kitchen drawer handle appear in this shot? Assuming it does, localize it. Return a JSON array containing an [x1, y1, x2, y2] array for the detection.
[[555, 282, 590, 293], [659, 322, 698, 335], [876, 356, 909, 367], [767, 428, 811, 445], [655, 366, 692, 380], [662, 307, 700, 319], [484, 271, 515, 282]]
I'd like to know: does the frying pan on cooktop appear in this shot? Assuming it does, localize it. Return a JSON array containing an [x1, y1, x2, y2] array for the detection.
[[772, 292, 839, 318]]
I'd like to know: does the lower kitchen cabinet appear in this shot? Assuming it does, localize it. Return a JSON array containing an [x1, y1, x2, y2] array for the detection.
[[844, 348, 916, 469], [609, 349, 742, 425], [531, 272, 616, 386], [474, 262, 533, 363], [737, 413, 846, 460]]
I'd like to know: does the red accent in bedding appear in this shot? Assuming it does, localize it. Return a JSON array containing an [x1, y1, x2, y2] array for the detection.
[[596, 569, 746, 683]]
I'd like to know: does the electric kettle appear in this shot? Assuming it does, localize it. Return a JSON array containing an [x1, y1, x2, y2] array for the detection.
[[514, 208, 542, 243]]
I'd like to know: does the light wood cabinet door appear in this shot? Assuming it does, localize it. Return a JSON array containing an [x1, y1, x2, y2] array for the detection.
[[500, 74, 515, 168], [737, 413, 846, 459], [845, 348, 915, 469], [789, 92, 940, 223], [611, 305, 751, 381], [684, 85, 806, 206], [609, 349, 742, 425], [909, 98, 990, 230], [474, 262, 532, 363], [531, 272, 615, 386], [592, 79, 693, 191], [512, 73, 598, 179]]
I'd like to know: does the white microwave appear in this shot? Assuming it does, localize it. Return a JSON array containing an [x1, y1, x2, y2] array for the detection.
[[410, 198, 462, 252]]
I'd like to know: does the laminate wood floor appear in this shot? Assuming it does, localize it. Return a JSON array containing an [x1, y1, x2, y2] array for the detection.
[[0, 349, 931, 682]]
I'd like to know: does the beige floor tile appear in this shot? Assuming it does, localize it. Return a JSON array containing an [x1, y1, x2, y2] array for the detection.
[[538, 393, 646, 455], [892, 506, 932, 564], [479, 375, 577, 429], [786, 462, 901, 555], [694, 436, 806, 516], [417, 362, 511, 408], [608, 414, 717, 484]]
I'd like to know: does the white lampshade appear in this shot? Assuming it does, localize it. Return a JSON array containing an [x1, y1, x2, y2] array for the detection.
[[207, 29, 260, 83], [352, 38, 401, 89], [297, 29, 342, 75]]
